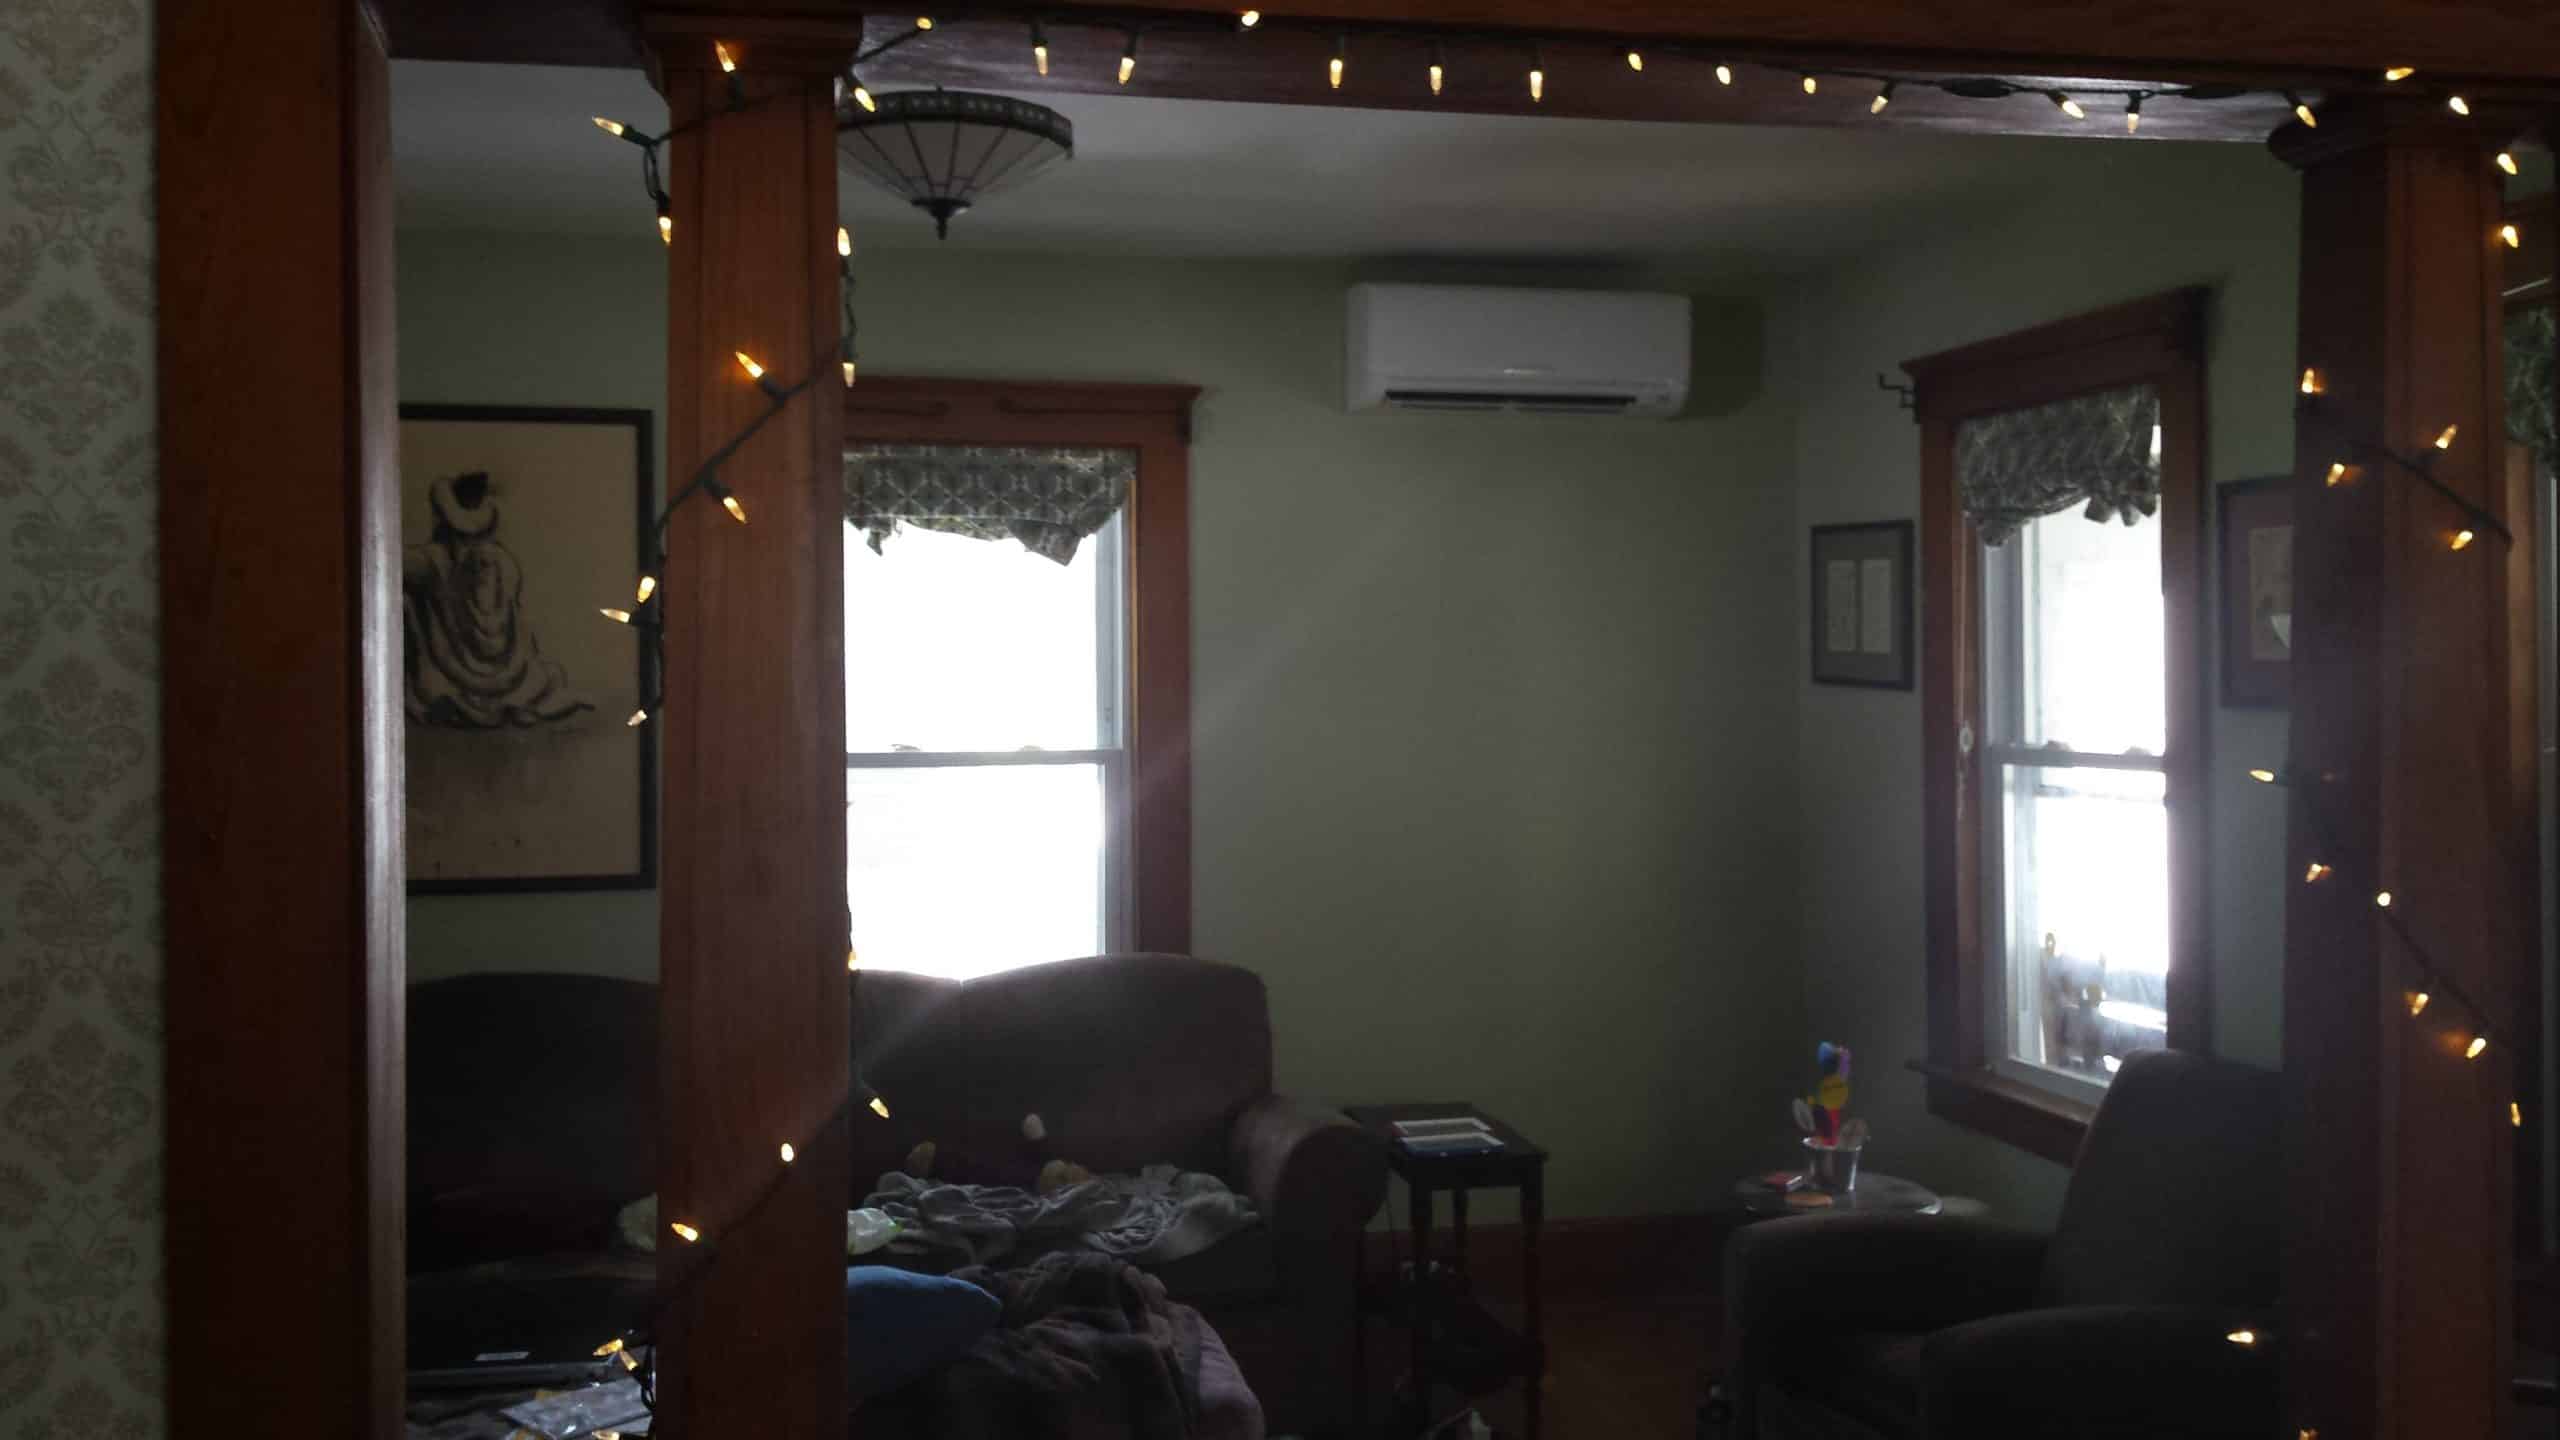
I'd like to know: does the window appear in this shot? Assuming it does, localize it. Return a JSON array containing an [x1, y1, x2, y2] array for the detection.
[[1908, 290, 2209, 1161], [1982, 503, 2170, 1101], [841, 380, 1195, 980], [845, 507, 1128, 979]]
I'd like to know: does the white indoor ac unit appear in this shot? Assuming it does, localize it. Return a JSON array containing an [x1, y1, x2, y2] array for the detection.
[[1345, 283, 1691, 417]]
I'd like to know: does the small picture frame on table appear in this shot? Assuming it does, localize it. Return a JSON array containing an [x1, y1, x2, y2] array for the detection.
[[2217, 475, 2293, 709], [1809, 520, 1914, 690]]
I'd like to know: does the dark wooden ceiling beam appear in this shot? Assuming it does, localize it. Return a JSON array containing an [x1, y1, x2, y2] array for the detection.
[[376, 2, 2560, 145]]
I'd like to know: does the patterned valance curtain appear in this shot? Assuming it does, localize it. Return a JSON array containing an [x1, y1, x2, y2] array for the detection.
[[1955, 384, 2162, 546], [2510, 305, 2556, 463], [845, 443, 1134, 565]]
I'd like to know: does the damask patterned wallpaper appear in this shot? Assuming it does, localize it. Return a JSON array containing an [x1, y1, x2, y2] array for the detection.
[[0, 0, 165, 1433]]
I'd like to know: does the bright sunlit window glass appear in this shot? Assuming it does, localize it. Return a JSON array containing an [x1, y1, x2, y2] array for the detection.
[[1982, 501, 2170, 1095], [844, 505, 1128, 980]]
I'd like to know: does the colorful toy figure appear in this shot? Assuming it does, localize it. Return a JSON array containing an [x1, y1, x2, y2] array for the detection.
[[1794, 1042, 1867, 1149]]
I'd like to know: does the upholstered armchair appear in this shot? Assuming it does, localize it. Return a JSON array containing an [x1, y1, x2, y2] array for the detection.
[[1721, 1050, 2281, 1440]]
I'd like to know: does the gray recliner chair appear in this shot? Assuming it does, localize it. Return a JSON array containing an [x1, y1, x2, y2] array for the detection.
[[1720, 1050, 2281, 1439]]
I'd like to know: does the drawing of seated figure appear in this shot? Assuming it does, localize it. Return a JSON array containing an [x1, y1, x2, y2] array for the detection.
[[402, 470, 592, 729]]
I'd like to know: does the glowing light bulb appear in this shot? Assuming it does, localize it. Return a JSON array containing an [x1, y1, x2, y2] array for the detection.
[[2450, 529, 2477, 551], [2304, 862, 2332, 883], [1801, 73, 1817, 95], [2383, 66, 2415, 81], [1119, 34, 1137, 85], [722, 494, 748, 524], [616, 1352, 637, 1375], [2289, 93, 2316, 127], [2500, 223, 2522, 249], [1715, 63, 1733, 86], [600, 607, 633, 624], [853, 83, 876, 112], [780, 1142, 796, 1163], [837, 226, 852, 258], [2434, 424, 2458, 450], [1429, 58, 1444, 95], [915, 15, 934, 29], [842, 360, 857, 387], [2124, 96, 2142, 134], [2498, 152, 2520, 177], [595, 1338, 626, 1358], [593, 116, 628, 137], [1530, 65, 1544, 102], [636, 575, 657, 603], [2300, 368, 2322, 395], [2466, 1036, 2489, 1060], [2375, 890, 2394, 908], [2448, 95, 2471, 115], [671, 1222, 701, 1243], [715, 41, 736, 73], [2051, 91, 2085, 120], [870, 1096, 892, 1119], [657, 212, 672, 245], [1329, 36, 1344, 89], [2226, 1330, 2257, 1347], [1033, 39, 1048, 74], [2248, 768, 2278, 784], [1626, 50, 1644, 72], [1872, 84, 1894, 114], [2515, 1102, 2525, 1128], [847, 947, 860, 972], [2408, 990, 2431, 1016], [735, 351, 765, 380], [1239, 9, 1260, 27], [626, 708, 648, 727], [2326, 461, 2350, 487]]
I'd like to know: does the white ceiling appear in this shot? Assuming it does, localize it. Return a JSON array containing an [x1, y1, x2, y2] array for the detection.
[[393, 59, 2229, 271]]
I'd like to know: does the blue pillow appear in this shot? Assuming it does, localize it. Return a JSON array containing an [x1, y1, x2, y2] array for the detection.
[[846, 1266, 1001, 1405]]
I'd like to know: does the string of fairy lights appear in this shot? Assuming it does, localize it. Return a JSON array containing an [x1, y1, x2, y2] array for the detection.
[[838, 8, 2541, 149], [2238, 354, 2530, 1143], [571, 21, 2543, 1418]]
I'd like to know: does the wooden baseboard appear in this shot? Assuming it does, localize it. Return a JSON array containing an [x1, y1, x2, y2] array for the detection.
[[1366, 1213, 1733, 1302]]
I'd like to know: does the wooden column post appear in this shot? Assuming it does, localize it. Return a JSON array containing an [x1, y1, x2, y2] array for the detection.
[[2276, 99, 2538, 1439], [643, 14, 856, 1435]]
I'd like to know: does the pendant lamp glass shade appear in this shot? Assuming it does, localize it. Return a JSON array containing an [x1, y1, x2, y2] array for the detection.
[[837, 89, 1074, 238]]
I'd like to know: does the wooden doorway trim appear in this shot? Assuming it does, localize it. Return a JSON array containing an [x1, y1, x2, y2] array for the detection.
[[160, 0, 406, 1433], [846, 377, 1199, 953]]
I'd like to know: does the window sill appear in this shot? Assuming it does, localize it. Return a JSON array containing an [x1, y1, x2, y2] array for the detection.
[[1909, 1060, 2094, 1167]]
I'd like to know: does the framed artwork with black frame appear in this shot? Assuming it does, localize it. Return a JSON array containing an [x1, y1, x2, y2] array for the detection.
[[398, 404, 657, 893], [1810, 520, 1915, 690], [2216, 474, 2293, 709]]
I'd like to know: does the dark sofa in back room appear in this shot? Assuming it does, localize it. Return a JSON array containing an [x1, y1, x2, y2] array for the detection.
[[408, 958, 1389, 1438], [852, 954, 1391, 1440]]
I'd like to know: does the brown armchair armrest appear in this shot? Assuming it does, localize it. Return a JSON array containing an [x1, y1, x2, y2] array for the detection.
[[1229, 1094, 1388, 1247]]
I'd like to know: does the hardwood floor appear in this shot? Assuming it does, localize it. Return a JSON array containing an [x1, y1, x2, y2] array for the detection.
[[1355, 1290, 1721, 1440]]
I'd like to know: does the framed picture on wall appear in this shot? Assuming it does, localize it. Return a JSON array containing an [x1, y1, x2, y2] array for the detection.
[[1809, 520, 1914, 690], [399, 404, 657, 893], [2217, 475, 2293, 709]]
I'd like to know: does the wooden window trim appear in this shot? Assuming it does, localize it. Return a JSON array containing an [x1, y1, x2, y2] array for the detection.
[[1903, 287, 2213, 1166], [844, 377, 1198, 954]]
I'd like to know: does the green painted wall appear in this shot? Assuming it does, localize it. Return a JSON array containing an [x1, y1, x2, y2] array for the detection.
[[1775, 141, 2303, 1221], [398, 235, 1813, 1220]]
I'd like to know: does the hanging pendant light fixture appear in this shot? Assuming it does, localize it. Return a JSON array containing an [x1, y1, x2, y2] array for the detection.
[[837, 87, 1074, 239]]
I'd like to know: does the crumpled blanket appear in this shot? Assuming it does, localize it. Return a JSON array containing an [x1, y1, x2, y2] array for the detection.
[[864, 1164, 1259, 1271], [854, 1251, 1206, 1440]]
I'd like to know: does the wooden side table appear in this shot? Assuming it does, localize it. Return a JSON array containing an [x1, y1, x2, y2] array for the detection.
[[1347, 1103, 1549, 1440]]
